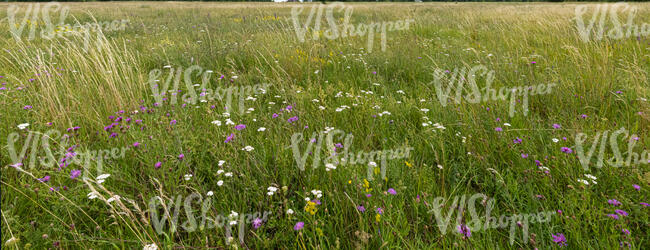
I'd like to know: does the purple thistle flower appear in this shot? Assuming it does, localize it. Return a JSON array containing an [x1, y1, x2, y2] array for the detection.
[[225, 133, 235, 143], [357, 205, 366, 212], [640, 202, 649, 207], [178, 154, 184, 160], [272, 113, 279, 118], [235, 124, 246, 130], [495, 127, 503, 132], [608, 199, 621, 206], [387, 188, 397, 195], [287, 116, 299, 123], [521, 153, 528, 159], [133, 142, 140, 148], [633, 184, 640, 191], [552, 233, 567, 247], [561, 147, 572, 154], [70, 170, 81, 179], [607, 213, 620, 220], [155, 162, 162, 169], [552, 123, 561, 129], [294, 221, 304, 231], [170, 120, 177, 125], [253, 218, 263, 229], [615, 209, 628, 217], [38, 176, 50, 182], [457, 224, 471, 239]]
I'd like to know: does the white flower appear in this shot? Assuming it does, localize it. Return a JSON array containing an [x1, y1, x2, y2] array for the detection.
[[229, 221, 237, 225], [217, 180, 224, 186], [396, 90, 405, 94], [304, 197, 311, 201], [17, 123, 30, 130], [552, 138, 559, 143], [268, 186, 278, 192], [420, 108, 430, 113], [319, 106, 326, 110], [87, 192, 98, 199], [184, 174, 193, 181], [225, 119, 235, 125], [267, 191, 274, 196], [217, 169, 225, 175], [207, 191, 214, 196], [577, 179, 590, 185], [218, 161, 226, 167], [437, 164, 443, 170], [222, 112, 231, 117], [258, 127, 266, 132], [242, 146, 254, 151], [224, 172, 233, 177], [143, 243, 158, 250], [368, 162, 377, 167], [286, 209, 294, 215], [212, 120, 222, 126], [325, 163, 337, 171], [106, 195, 120, 203], [503, 123, 511, 127], [585, 174, 597, 180]]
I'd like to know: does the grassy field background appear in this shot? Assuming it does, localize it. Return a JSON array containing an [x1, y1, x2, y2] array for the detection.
[[1, 2, 649, 249]]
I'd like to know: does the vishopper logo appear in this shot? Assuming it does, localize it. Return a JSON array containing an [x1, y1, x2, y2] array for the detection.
[[291, 2, 414, 53], [148, 193, 271, 245], [147, 65, 270, 115], [6, 2, 129, 50], [575, 3, 649, 42], [427, 193, 556, 245], [5, 129, 128, 178], [290, 128, 413, 181], [575, 127, 649, 171], [430, 65, 556, 117]]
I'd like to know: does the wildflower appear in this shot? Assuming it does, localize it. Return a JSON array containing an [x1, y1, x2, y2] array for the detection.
[[615, 209, 628, 217], [608, 199, 622, 206], [170, 120, 177, 125], [495, 127, 503, 132], [633, 184, 640, 191], [405, 161, 412, 168], [235, 124, 246, 130], [294, 222, 304, 231], [457, 224, 471, 239], [258, 127, 266, 132], [561, 147, 572, 153], [133, 142, 141, 148], [217, 180, 224, 186], [253, 218, 263, 229], [242, 146, 254, 151], [640, 202, 649, 207], [286, 209, 294, 215], [552, 233, 567, 247], [70, 169, 81, 179], [38, 176, 50, 182], [607, 213, 619, 220], [304, 201, 318, 215], [375, 213, 381, 222], [207, 191, 214, 196], [521, 153, 528, 159], [552, 123, 561, 129], [224, 133, 234, 143], [272, 113, 279, 118], [155, 162, 162, 169], [357, 205, 366, 212], [387, 188, 397, 195], [287, 116, 298, 123], [178, 154, 184, 160], [17, 123, 30, 130]]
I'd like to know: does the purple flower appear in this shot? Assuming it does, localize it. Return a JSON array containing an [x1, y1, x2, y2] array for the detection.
[[552, 123, 561, 129], [457, 224, 471, 238], [294, 221, 304, 231], [561, 147, 572, 154], [170, 120, 177, 125], [133, 142, 140, 148], [387, 188, 397, 195], [287, 116, 299, 123], [235, 124, 246, 130], [521, 153, 528, 159], [581, 114, 588, 119], [70, 170, 81, 179], [607, 213, 620, 220], [615, 209, 628, 217], [224, 133, 234, 143], [633, 184, 640, 191], [38, 176, 50, 182], [513, 137, 522, 144], [155, 162, 162, 169], [495, 127, 503, 132], [178, 154, 184, 160], [608, 199, 621, 206], [285, 105, 293, 111], [640, 202, 649, 207], [376, 207, 383, 214], [272, 113, 279, 118], [552, 233, 567, 247], [253, 218, 263, 229], [23, 105, 33, 110], [357, 205, 366, 212], [622, 229, 630, 235]]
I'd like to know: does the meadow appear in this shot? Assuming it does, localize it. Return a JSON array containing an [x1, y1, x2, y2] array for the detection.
[[1, 1, 649, 249]]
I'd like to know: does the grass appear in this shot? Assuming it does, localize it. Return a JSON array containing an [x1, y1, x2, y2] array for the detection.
[[1, 1, 649, 249]]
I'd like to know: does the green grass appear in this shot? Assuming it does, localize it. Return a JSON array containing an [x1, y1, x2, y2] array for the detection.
[[1, 2, 649, 249]]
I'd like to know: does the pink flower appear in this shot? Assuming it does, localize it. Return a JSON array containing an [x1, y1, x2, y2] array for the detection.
[[294, 221, 304, 231], [387, 188, 397, 195]]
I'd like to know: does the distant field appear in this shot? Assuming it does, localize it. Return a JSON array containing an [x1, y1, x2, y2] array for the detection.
[[1, 2, 649, 249]]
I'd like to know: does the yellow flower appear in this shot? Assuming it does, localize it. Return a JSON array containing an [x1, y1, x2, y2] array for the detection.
[[405, 161, 412, 168], [304, 201, 318, 215], [375, 214, 381, 222]]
